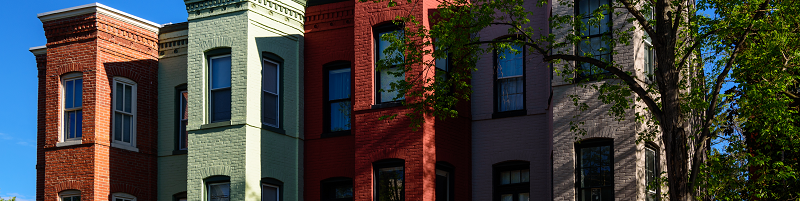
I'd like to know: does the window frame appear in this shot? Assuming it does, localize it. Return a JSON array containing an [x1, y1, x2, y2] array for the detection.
[[574, 0, 614, 81], [111, 193, 137, 201], [262, 58, 281, 128], [208, 51, 232, 123], [321, 177, 354, 201], [172, 191, 187, 201], [261, 52, 285, 133], [111, 77, 137, 148], [373, 159, 405, 201], [61, 73, 83, 142], [262, 178, 284, 201], [492, 40, 527, 118], [575, 138, 615, 201], [645, 143, 660, 201], [323, 61, 353, 137], [174, 84, 188, 154], [373, 22, 406, 106], [644, 42, 656, 83], [436, 162, 455, 201], [59, 190, 81, 201], [492, 161, 530, 201], [205, 175, 231, 201]]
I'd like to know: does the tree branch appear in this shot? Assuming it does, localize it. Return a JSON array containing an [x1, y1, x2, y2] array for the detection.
[[679, 29, 720, 66], [618, 0, 659, 47]]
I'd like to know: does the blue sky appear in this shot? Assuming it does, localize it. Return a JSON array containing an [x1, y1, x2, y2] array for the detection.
[[0, 1, 186, 200]]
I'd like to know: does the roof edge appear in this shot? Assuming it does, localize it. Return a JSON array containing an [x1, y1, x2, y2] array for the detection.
[[29, 46, 47, 55], [37, 3, 162, 33]]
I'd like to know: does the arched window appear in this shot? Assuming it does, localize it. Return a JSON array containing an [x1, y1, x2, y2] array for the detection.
[[374, 22, 405, 105], [321, 177, 353, 201], [645, 143, 660, 201], [262, 178, 284, 201], [207, 48, 232, 123], [373, 159, 404, 201], [59, 190, 80, 201], [575, 138, 614, 201], [111, 192, 136, 201], [205, 175, 231, 201], [494, 41, 525, 113], [493, 161, 529, 201], [112, 77, 137, 151]]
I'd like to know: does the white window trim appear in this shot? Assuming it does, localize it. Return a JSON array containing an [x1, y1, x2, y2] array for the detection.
[[262, 58, 280, 127], [179, 90, 188, 151], [61, 73, 83, 143], [111, 192, 137, 201], [262, 183, 280, 201], [207, 182, 231, 201], [643, 41, 655, 83], [209, 55, 232, 123], [111, 77, 137, 151], [59, 190, 80, 201]]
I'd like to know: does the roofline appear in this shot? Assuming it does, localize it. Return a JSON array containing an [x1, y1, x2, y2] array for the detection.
[[37, 3, 162, 33], [29, 46, 47, 55]]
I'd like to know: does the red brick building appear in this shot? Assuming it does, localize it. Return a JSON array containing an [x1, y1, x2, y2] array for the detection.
[[32, 4, 161, 201], [304, 0, 472, 201]]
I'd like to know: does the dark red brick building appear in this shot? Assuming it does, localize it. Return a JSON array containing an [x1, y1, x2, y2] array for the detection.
[[32, 3, 161, 201]]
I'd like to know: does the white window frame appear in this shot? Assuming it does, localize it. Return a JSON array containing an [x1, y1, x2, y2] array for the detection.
[[111, 77, 138, 152], [644, 41, 655, 83], [262, 58, 280, 127], [262, 183, 280, 201], [207, 182, 231, 201], [59, 190, 81, 201], [111, 193, 137, 201], [209, 55, 232, 123], [60, 73, 83, 146]]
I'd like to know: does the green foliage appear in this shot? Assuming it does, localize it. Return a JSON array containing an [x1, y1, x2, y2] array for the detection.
[[0, 197, 17, 201]]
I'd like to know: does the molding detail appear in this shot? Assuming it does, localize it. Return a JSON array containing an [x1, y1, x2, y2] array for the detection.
[[29, 46, 47, 55], [37, 3, 161, 33]]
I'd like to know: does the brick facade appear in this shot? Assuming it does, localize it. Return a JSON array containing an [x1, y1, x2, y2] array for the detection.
[[34, 4, 160, 201]]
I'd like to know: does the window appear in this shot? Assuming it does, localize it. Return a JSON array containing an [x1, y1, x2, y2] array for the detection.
[[112, 193, 136, 201], [576, 0, 612, 79], [321, 177, 353, 201], [434, 39, 451, 82], [210, 55, 232, 123], [495, 43, 524, 112], [206, 176, 231, 201], [59, 190, 81, 201], [325, 63, 351, 133], [263, 178, 284, 201], [62, 73, 83, 141], [263, 59, 280, 127], [375, 23, 405, 104], [178, 90, 188, 150], [436, 162, 454, 201], [112, 77, 136, 147], [173, 192, 187, 201], [644, 44, 655, 83], [576, 139, 614, 201], [374, 159, 404, 201], [645, 144, 659, 201], [493, 161, 529, 201]]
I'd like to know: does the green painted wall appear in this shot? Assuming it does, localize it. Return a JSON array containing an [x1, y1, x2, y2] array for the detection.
[[157, 29, 190, 201], [184, 0, 304, 200]]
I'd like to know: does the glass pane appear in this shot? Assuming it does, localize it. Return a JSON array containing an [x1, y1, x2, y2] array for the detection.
[[378, 31, 404, 65], [591, 188, 602, 201], [601, 146, 611, 165], [497, 44, 523, 78], [63, 197, 72, 201], [510, 170, 520, 184], [76, 111, 82, 138], [263, 60, 278, 93], [521, 169, 530, 182], [263, 93, 278, 126], [335, 184, 353, 198], [211, 56, 232, 89], [519, 193, 530, 201], [378, 167, 404, 201], [501, 171, 510, 185], [123, 114, 132, 143], [66, 80, 74, 108], [75, 79, 82, 108], [116, 83, 124, 111], [435, 46, 448, 71], [180, 120, 188, 150], [114, 113, 123, 141], [500, 194, 513, 201], [116, 198, 124, 201], [436, 174, 448, 201], [211, 89, 231, 122], [263, 185, 278, 201], [209, 183, 230, 201], [179, 199, 187, 201], [330, 101, 351, 131], [328, 68, 351, 100], [498, 77, 523, 112], [182, 92, 189, 120], [578, 0, 589, 15], [69, 111, 77, 139], [124, 84, 132, 113], [379, 67, 405, 103]]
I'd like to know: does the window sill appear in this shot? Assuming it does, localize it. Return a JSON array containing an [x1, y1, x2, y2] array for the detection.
[[492, 110, 527, 119], [56, 140, 82, 147], [262, 124, 286, 134], [172, 149, 188, 155], [321, 130, 351, 138], [371, 101, 403, 109], [200, 120, 232, 129], [111, 142, 139, 152]]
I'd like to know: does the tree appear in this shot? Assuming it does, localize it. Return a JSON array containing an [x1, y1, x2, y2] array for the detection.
[[363, 0, 800, 200]]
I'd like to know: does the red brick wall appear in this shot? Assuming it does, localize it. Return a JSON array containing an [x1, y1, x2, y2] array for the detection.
[[37, 11, 158, 201], [304, 2, 357, 201]]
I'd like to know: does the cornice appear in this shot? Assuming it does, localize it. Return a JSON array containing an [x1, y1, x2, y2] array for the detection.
[[186, 0, 305, 26], [37, 3, 162, 33], [304, 8, 353, 32], [29, 46, 47, 55]]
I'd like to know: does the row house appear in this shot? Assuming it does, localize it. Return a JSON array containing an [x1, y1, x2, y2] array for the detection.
[[30, 0, 665, 201]]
